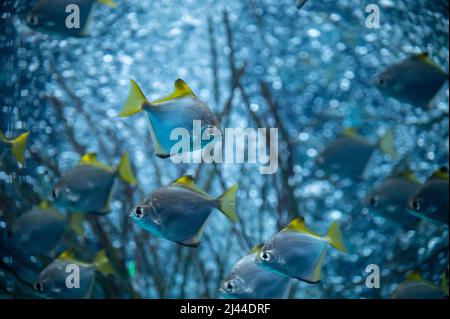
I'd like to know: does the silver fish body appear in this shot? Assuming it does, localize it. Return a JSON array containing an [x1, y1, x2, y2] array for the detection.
[[256, 230, 329, 283], [12, 208, 68, 256], [366, 176, 420, 227], [131, 185, 218, 247], [52, 164, 116, 213], [408, 177, 449, 225], [35, 259, 95, 299], [221, 253, 291, 299], [391, 280, 447, 299], [375, 53, 448, 108], [317, 136, 376, 180], [26, 0, 97, 37]]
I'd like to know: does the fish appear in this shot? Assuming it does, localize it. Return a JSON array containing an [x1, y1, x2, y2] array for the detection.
[[296, 0, 309, 10], [26, 0, 116, 37], [119, 79, 221, 158], [317, 128, 396, 180], [12, 202, 84, 257], [391, 271, 448, 299], [365, 170, 421, 228], [374, 52, 448, 109], [52, 152, 137, 213], [407, 167, 449, 225], [255, 217, 347, 283], [34, 249, 114, 299], [221, 245, 291, 299], [130, 175, 238, 247], [0, 131, 29, 165]]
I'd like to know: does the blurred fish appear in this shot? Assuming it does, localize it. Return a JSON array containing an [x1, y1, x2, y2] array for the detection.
[[0, 131, 29, 165], [26, 0, 117, 37], [365, 170, 420, 227], [407, 167, 449, 225], [221, 245, 291, 299], [34, 250, 114, 299], [296, 0, 309, 9], [52, 152, 137, 213], [130, 175, 238, 247], [119, 79, 221, 158], [317, 128, 396, 180], [391, 271, 448, 299], [374, 53, 448, 109], [12, 202, 84, 257], [256, 218, 347, 283]]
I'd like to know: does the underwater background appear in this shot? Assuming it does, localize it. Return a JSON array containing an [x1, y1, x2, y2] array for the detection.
[[0, 0, 448, 299]]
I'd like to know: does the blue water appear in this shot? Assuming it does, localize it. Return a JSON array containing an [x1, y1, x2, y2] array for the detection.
[[0, 0, 448, 298]]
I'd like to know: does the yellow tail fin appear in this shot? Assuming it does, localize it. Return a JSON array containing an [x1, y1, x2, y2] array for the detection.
[[379, 129, 397, 158], [217, 184, 238, 222], [98, 0, 117, 8], [119, 80, 148, 118], [93, 250, 115, 274], [326, 221, 347, 253], [9, 132, 30, 165], [117, 152, 137, 185]]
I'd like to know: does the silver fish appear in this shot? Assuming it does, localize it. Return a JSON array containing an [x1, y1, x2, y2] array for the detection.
[[407, 167, 449, 225], [365, 170, 420, 228], [26, 0, 116, 37], [221, 246, 291, 299], [391, 271, 448, 299], [119, 79, 221, 158], [317, 128, 396, 180], [52, 153, 136, 213], [374, 53, 448, 109], [34, 250, 114, 299], [130, 175, 238, 247], [256, 218, 347, 283]]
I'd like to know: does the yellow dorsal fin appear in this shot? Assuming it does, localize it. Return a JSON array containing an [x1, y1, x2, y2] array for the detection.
[[79, 153, 113, 171], [414, 52, 429, 62], [153, 79, 196, 104], [249, 243, 264, 254], [98, 0, 117, 8], [58, 249, 77, 262], [39, 201, 50, 209], [171, 175, 211, 197], [284, 217, 322, 237], [406, 270, 428, 283], [399, 170, 419, 183], [430, 167, 449, 181], [342, 128, 360, 139]]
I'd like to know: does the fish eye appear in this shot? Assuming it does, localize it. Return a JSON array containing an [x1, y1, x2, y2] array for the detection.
[[34, 281, 44, 292], [51, 189, 57, 199], [412, 200, 421, 211], [27, 15, 39, 26], [260, 251, 272, 262], [370, 195, 379, 208], [133, 206, 144, 219], [224, 281, 235, 293], [376, 76, 387, 88]]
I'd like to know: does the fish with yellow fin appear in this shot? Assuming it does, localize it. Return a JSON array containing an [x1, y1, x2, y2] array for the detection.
[[34, 249, 114, 299], [317, 128, 396, 180], [365, 169, 420, 228], [374, 53, 448, 109], [256, 217, 347, 283], [130, 175, 238, 247], [119, 79, 221, 158], [221, 244, 291, 299], [407, 167, 449, 225], [26, 0, 117, 37], [0, 130, 29, 166], [12, 202, 84, 257], [391, 271, 449, 299], [52, 152, 137, 213]]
